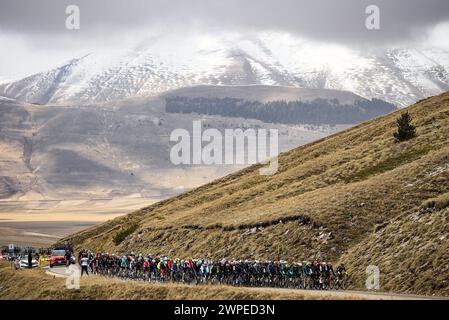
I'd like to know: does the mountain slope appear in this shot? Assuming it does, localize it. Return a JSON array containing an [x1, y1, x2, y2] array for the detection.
[[164, 85, 396, 125], [1, 32, 449, 106], [163, 85, 365, 104], [0, 93, 347, 201], [62, 91, 449, 296]]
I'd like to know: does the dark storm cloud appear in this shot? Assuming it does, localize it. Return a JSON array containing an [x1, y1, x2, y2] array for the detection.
[[1, 0, 449, 45]]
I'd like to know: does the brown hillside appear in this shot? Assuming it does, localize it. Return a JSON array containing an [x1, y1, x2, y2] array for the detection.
[[61, 91, 449, 295]]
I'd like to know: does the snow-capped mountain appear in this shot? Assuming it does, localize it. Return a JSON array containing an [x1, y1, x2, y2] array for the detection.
[[0, 96, 15, 103], [1, 32, 448, 107]]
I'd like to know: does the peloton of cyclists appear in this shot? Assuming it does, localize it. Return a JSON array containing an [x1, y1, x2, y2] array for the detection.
[[75, 248, 348, 290]]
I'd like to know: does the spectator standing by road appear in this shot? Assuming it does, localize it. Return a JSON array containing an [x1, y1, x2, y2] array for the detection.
[[80, 254, 89, 276], [65, 249, 72, 267], [27, 250, 32, 269]]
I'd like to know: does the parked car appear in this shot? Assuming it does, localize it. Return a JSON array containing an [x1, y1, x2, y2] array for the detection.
[[49, 249, 67, 267], [14, 256, 39, 269]]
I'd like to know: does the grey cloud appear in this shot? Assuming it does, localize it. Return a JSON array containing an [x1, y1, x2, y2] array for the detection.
[[1, 0, 449, 46]]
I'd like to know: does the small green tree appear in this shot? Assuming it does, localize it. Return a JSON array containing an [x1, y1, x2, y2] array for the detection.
[[393, 112, 416, 142]]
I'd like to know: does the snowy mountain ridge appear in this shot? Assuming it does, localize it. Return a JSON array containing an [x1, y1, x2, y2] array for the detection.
[[1, 32, 448, 107]]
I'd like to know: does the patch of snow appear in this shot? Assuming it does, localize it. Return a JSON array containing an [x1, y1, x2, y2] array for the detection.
[[0, 95, 15, 102], [1, 32, 449, 106]]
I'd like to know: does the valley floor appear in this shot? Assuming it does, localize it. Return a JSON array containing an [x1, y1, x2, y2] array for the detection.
[[0, 197, 158, 246]]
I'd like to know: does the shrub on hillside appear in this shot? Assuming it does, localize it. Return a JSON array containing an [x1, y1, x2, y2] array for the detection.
[[421, 192, 449, 211], [394, 112, 416, 142], [113, 223, 139, 245]]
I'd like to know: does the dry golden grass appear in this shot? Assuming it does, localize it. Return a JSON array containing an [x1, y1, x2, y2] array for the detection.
[[421, 192, 449, 211], [59, 91, 449, 296], [0, 262, 351, 300], [340, 207, 449, 296]]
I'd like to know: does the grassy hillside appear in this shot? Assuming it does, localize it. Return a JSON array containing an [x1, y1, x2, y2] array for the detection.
[[61, 91, 449, 295], [340, 206, 449, 296]]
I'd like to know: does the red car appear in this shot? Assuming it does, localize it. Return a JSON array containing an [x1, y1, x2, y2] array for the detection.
[[49, 249, 67, 267]]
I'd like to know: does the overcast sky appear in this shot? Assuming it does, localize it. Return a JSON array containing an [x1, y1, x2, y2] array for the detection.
[[1, 0, 449, 80]]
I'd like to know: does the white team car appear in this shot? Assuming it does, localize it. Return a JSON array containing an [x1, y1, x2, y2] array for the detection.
[[14, 256, 39, 269]]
